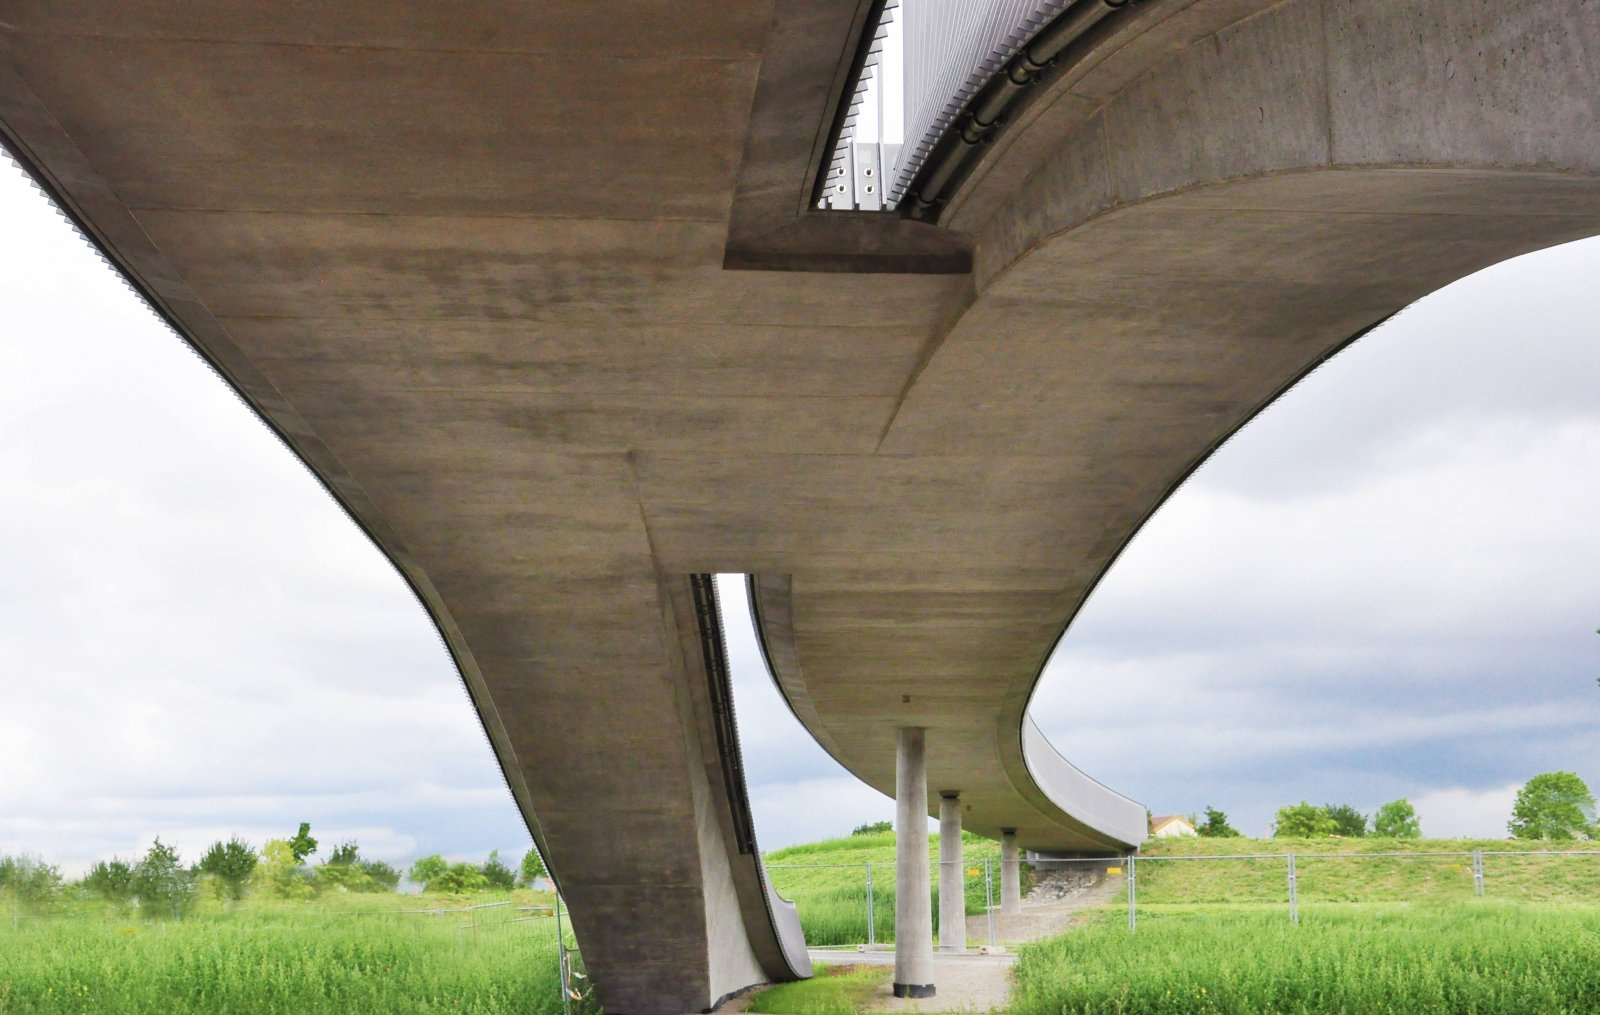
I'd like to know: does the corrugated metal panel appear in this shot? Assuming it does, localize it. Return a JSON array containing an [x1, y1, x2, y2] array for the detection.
[[821, 1, 1086, 211], [891, 0, 1079, 206]]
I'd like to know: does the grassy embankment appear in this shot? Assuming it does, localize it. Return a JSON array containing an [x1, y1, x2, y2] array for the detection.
[[1134, 834, 1600, 905], [764, 830, 1031, 945], [0, 890, 578, 1015], [750, 834, 1600, 1013], [1006, 836, 1600, 1014]]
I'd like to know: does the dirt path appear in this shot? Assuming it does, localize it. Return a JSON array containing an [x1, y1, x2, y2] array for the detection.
[[985, 868, 1125, 945]]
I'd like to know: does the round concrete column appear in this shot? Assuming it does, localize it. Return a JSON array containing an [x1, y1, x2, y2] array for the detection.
[[1001, 828, 1022, 916], [894, 727, 934, 998], [938, 791, 966, 952]]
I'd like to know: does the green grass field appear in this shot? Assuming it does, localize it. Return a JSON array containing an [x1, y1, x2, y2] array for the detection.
[[764, 830, 1029, 945], [1012, 902, 1600, 1015], [0, 893, 577, 1015], [1133, 835, 1600, 905]]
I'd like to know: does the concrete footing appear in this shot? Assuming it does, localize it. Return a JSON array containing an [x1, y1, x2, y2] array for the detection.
[[895, 727, 935, 998]]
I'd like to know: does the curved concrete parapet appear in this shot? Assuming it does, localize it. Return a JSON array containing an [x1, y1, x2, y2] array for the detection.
[[1020, 718, 1146, 851], [749, 573, 1146, 855], [765, 881, 813, 978]]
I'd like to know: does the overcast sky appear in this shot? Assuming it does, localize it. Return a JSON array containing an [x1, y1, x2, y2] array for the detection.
[[1, 155, 1595, 875]]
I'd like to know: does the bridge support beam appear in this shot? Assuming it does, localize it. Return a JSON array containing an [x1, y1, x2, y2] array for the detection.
[[894, 727, 935, 998], [1001, 828, 1022, 916], [938, 791, 966, 952]]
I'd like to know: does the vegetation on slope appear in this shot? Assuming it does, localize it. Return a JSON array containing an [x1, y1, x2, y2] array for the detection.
[[1134, 835, 1600, 905], [1012, 903, 1600, 1015], [764, 829, 1029, 945]]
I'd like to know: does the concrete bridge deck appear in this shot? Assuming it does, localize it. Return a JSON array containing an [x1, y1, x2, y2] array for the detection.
[[4, 1, 1598, 1010]]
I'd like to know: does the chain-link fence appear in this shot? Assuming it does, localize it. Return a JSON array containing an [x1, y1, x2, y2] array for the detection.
[[767, 857, 1040, 947], [768, 848, 1600, 946], [1059, 848, 1600, 932]]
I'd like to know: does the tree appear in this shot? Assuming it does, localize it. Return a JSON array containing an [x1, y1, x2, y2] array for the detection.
[[428, 862, 489, 894], [1325, 803, 1368, 838], [287, 822, 319, 864], [1509, 772, 1597, 841], [359, 860, 401, 892], [325, 841, 360, 866], [81, 858, 136, 905], [1196, 806, 1241, 838], [1373, 798, 1421, 838], [133, 838, 197, 918], [408, 854, 449, 889], [851, 820, 892, 836], [256, 839, 315, 899], [481, 850, 515, 890], [1273, 802, 1338, 838], [198, 837, 258, 900], [518, 848, 548, 886], [0, 853, 62, 910]]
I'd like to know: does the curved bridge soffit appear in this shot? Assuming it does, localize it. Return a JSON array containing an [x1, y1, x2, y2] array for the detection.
[[763, 0, 1600, 851]]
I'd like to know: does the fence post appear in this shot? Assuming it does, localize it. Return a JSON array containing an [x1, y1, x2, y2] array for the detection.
[[555, 893, 572, 1015], [985, 856, 995, 946], [1473, 850, 1485, 898], [1287, 853, 1299, 926], [1126, 854, 1136, 933], [865, 861, 876, 946]]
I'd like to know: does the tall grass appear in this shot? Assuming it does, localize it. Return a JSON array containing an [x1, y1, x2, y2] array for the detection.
[[764, 830, 1026, 945], [1011, 902, 1600, 1015], [0, 895, 570, 1014]]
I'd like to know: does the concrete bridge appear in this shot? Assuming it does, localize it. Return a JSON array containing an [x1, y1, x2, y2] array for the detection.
[[3, 1, 1598, 1009]]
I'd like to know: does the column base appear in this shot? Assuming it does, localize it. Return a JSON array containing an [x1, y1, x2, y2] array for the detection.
[[894, 983, 937, 999]]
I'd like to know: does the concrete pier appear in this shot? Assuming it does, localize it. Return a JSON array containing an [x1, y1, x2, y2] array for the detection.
[[938, 791, 966, 952], [895, 727, 935, 998], [1001, 828, 1022, 916]]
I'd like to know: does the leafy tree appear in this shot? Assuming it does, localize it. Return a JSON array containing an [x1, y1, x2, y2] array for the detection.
[[1325, 803, 1368, 838], [316, 862, 371, 892], [1197, 806, 1241, 838], [198, 837, 258, 900], [287, 822, 319, 864], [316, 840, 392, 893], [360, 860, 401, 892], [518, 848, 548, 886], [1273, 802, 1338, 838], [408, 854, 449, 889], [255, 839, 315, 899], [1509, 772, 1597, 841], [481, 850, 515, 890], [81, 858, 136, 905], [325, 841, 361, 867], [1373, 798, 1421, 838], [133, 838, 197, 918], [0, 853, 62, 910], [851, 820, 892, 836], [427, 862, 489, 894]]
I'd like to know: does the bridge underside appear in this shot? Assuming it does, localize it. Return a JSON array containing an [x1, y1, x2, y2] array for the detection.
[[3, 1, 1598, 1010]]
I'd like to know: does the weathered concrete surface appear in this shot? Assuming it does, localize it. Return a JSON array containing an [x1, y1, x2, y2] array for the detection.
[[937, 793, 966, 953], [4, 1, 1599, 1010], [894, 728, 935, 997]]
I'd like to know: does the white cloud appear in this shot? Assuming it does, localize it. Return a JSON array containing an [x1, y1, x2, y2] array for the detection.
[[1412, 784, 1522, 839]]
